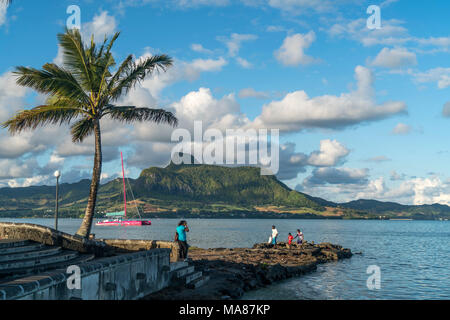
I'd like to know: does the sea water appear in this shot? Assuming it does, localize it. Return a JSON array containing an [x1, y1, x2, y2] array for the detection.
[[1, 218, 448, 299]]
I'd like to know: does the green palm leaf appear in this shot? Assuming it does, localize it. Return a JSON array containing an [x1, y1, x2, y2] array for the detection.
[[109, 54, 173, 101], [15, 64, 90, 104], [1, 105, 83, 133], [71, 117, 95, 143], [104, 105, 178, 126]]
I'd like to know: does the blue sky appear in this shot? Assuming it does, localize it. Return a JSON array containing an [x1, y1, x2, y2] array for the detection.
[[1, 0, 450, 205]]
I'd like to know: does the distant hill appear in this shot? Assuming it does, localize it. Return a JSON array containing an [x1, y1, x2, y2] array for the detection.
[[0, 161, 449, 220]]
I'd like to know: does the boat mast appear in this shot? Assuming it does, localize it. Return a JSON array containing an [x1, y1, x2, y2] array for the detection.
[[121, 152, 127, 218]]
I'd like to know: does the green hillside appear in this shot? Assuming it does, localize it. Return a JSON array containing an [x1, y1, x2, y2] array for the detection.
[[0, 161, 449, 220]]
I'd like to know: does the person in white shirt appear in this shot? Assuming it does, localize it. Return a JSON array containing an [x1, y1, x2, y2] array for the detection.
[[271, 225, 278, 244], [294, 229, 304, 245]]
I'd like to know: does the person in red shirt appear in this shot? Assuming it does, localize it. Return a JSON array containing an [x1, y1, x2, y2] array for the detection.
[[288, 233, 294, 245]]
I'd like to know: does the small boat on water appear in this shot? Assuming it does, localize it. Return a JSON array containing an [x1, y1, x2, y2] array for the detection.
[[95, 152, 151, 227]]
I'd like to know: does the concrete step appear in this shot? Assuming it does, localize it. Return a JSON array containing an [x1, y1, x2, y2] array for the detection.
[[186, 275, 210, 289], [0, 247, 61, 263], [174, 266, 195, 279], [0, 253, 95, 285], [185, 271, 202, 285], [0, 243, 45, 256], [0, 240, 31, 249], [0, 251, 79, 272], [169, 261, 188, 272]]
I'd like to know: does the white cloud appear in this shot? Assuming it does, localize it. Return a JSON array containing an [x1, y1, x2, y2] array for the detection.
[[217, 33, 257, 57], [391, 123, 411, 135], [371, 47, 417, 69], [191, 43, 213, 54], [138, 50, 227, 98], [82, 11, 117, 41], [238, 88, 269, 99], [390, 170, 406, 181], [250, 65, 407, 132], [0, 158, 37, 180], [236, 57, 252, 69], [0, 72, 28, 123], [304, 167, 369, 186], [184, 57, 227, 80], [0, 2, 7, 27], [307, 139, 349, 167], [275, 139, 350, 180], [328, 18, 409, 47], [414, 68, 450, 89], [275, 31, 317, 66]]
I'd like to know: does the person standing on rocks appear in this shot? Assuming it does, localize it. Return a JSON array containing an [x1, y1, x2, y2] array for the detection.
[[176, 220, 190, 261], [294, 229, 304, 245], [271, 225, 278, 245], [288, 233, 294, 246]]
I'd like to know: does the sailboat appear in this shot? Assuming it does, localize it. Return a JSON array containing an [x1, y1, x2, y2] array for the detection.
[[95, 152, 151, 226]]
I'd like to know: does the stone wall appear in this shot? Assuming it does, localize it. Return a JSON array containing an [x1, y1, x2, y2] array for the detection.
[[0, 248, 171, 300], [0, 223, 181, 260], [102, 239, 181, 262], [0, 222, 111, 257]]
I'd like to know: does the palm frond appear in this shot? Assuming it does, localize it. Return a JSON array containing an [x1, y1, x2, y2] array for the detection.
[[57, 29, 94, 91], [109, 54, 173, 102], [70, 117, 95, 143], [14, 64, 90, 104], [1, 105, 83, 134], [93, 32, 120, 98], [104, 105, 178, 127]]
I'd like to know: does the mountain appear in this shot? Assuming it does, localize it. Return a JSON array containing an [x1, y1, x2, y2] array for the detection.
[[338, 199, 450, 219], [0, 161, 449, 219]]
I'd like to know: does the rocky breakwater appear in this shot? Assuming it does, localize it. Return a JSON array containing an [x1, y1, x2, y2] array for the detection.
[[144, 241, 352, 300]]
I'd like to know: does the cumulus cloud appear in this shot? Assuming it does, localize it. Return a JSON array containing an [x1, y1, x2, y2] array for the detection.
[[391, 123, 412, 135], [250, 66, 407, 132], [371, 47, 417, 69], [275, 31, 317, 66], [390, 170, 406, 181], [307, 139, 349, 167], [355, 176, 450, 205], [81, 11, 117, 41], [275, 140, 350, 180], [303, 167, 369, 186]]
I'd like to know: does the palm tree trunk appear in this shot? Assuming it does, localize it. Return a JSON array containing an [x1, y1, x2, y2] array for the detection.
[[76, 118, 102, 238]]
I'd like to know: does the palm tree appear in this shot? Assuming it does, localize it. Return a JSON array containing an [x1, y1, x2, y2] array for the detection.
[[2, 29, 178, 238]]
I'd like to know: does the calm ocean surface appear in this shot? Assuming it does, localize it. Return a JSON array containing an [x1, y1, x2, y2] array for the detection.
[[1, 218, 449, 300]]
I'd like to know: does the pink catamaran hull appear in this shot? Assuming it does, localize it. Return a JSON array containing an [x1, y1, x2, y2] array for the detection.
[[95, 220, 151, 226]]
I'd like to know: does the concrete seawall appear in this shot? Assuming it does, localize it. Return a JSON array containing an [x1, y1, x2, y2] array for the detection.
[[0, 248, 171, 300], [0, 222, 175, 300]]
